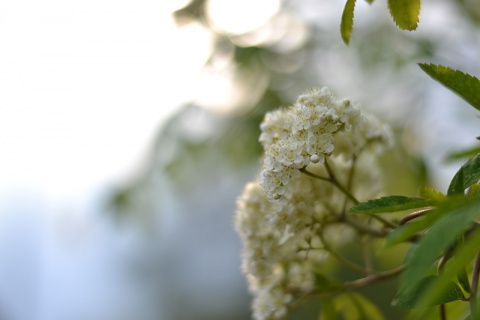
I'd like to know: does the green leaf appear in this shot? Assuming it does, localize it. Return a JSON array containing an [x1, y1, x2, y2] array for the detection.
[[318, 298, 337, 320], [388, 0, 421, 30], [445, 146, 480, 163], [418, 64, 480, 111], [457, 268, 471, 294], [364, 0, 374, 3], [413, 230, 480, 315], [420, 186, 446, 202], [393, 275, 464, 308], [348, 293, 385, 320], [333, 293, 385, 320], [314, 272, 344, 291], [349, 196, 434, 214], [399, 198, 480, 295], [448, 153, 480, 195], [385, 219, 426, 247], [341, 0, 357, 45]]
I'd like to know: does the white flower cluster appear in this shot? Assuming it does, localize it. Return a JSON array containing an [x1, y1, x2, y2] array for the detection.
[[235, 87, 392, 320], [259, 87, 391, 201]]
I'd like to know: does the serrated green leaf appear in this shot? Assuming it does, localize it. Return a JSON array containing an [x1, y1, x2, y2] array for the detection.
[[388, 0, 421, 30], [399, 198, 480, 295], [445, 146, 480, 163], [420, 187, 446, 202], [349, 196, 434, 214], [393, 275, 464, 308], [341, 0, 357, 45], [448, 153, 480, 195], [419, 64, 480, 111]]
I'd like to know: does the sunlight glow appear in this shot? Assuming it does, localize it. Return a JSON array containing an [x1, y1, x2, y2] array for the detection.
[[0, 0, 213, 202], [206, 0, 280, 35]]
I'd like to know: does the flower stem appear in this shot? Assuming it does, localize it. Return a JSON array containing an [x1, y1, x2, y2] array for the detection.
[[344, 265, 405, 290], [319, 227, 371, 275], [469, 253, 480, 316]]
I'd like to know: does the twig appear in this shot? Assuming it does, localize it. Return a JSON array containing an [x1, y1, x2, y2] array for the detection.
[[399, 208, 432, 226]]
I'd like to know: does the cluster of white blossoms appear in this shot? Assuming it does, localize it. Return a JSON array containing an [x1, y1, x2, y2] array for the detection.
[[258, 87, 391, 201], [235, 87, 392, 320]]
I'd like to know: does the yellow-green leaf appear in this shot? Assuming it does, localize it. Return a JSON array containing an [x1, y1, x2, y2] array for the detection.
[[341, 0, 357, 45], [388, 0, 421, 30], [419, 64, 480, 112]]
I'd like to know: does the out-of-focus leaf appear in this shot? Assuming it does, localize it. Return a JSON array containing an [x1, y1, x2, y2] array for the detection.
[[350, 196, 435, 214], [393, 275, 464, 308], [457, 268, 471, 294], [412, 230, 480, 316], [419, 187, 446, 202], [314, 273, 344, 291], [388, 0, 421, 30], [399, 198, 480, 296], [385, 219, 426, 247], [348, 293, 385, 319], [448, 153, 480, 195], [445, 146, 480, 163], [419, 64, 480, 111], [341, 0, 357, 45], [318, 298, 337, 320], [331, 293, 385, 320]]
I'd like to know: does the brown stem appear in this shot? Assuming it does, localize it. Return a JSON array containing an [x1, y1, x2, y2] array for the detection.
[[399, 208, 433, 226], [344, 265, 405, 290]]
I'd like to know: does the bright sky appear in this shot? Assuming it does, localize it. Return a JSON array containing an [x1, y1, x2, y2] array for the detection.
[[0, 0, 212, 204]]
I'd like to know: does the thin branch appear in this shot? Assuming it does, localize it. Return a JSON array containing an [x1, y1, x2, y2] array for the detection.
[[288, 265, 405, 311], [369, 213, 397, 229], [341, 155, 357, 217], [469, 253, 480, 315], [439, 304, 446, 320], [299, 167, 330, 181], [399, 208, 433, 226], [344, 265, 405, 290], [360, 235, 374, 273], [319, 227, 371, 275], [341, 215, 388, 238]]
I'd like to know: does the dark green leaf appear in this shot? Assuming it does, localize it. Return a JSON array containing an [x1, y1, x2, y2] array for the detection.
[[388, 0, 421, 30], [448, 153, 480, 195], [399, 199, 480, 295], [393, 275, 464, 308], [341, 0, 357, 45], [445, 146, 480, 163], [364, 0, 374, 3], [419, 64, 480, 111], [349, 196, 434, 214]]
